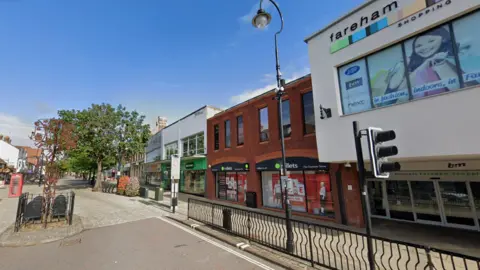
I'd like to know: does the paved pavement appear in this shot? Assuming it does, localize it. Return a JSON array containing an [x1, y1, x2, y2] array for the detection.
[[0, 217, 281, 270]]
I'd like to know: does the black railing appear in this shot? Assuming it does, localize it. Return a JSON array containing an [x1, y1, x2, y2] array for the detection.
[[188, 198, 480, 270], [14, 191, 76, 232]]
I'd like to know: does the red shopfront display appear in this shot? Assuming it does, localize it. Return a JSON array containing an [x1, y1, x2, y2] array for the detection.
[[8, 173, 24, 198], [305, 172, 334, 217]]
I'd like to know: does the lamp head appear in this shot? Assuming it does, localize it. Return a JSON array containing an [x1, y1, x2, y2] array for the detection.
[[252, 9, 271, 29]]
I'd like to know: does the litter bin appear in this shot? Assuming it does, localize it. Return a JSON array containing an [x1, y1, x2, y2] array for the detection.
[[222, 209, 232, 231], [155, 187, 163, 201], [140, 187, 149, 199]]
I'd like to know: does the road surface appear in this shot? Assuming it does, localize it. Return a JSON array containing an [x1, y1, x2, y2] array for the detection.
[[0, 217, 282, 270]]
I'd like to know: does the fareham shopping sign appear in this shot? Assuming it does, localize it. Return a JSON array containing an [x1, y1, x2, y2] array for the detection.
[[330, 0, 453, 53]]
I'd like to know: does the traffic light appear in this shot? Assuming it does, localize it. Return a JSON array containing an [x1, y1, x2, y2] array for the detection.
[[367, 127, 401, 178]]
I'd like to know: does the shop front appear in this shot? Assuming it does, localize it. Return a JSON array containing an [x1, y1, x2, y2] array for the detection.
[[180, 157, 207, 196], [144, 161, 162, 186], [160, 162, 171, 190], [212, 162, 249, 203], [367, 160, 480, 231], [256, 157, 335, 218]]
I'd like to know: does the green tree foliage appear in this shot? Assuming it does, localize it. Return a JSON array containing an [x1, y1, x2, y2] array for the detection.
[[58, 103, 150, 191]]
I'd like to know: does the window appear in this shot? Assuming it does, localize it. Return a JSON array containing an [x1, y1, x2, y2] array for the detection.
[[165, 142, 178, 160], [259, 107, 269, 142], [214, 125, 219, 150], [302, 92, 315, 134], [181, 133, 205, 157], [261, 171, 282, 209], [338, 10, 480, 115], [216, 172, 248, 203], [181, 170, 205, 195], [237, 115, 244, 145], [225, 120, 231, 148], [305, 171, 335, 218], [280, 100, 291, 138]]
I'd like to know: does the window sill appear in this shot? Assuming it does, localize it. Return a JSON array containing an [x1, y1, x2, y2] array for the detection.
[[236, 144, 244, 148], [224, 147, 231, 151], [259, 141, 269, 145], [303, 133, 315, 138]]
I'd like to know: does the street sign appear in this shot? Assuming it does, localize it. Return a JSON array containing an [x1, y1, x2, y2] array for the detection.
[[170, 155, 180, 180]]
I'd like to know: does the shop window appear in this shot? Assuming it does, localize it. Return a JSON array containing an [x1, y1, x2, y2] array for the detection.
[[386, 180, 414, 221], [214, 125, 219, 150], [452, 11, 480, 87], [216, 172, 247, 202], [182, 170, 205, 195], [338, 10, 480, 115], [339, 59, 372, 114], [237, 115, 244, 145], [286, 171, 306, 212], [225, 120, 231, 148], [305, 171, 335, 218], [301, 92, 315, 134], [262, 171, 282, 209], [259, 107, 269, 142], [367, 45, 410, 108], [279, 100, 291, 138], [469, 182, 480, 226]]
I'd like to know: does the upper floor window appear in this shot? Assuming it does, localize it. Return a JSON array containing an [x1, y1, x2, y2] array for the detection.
[[214, 124, 220, 150], [338, 10, 480, 115], [225, 120, 231, 148], [182, 133, 205, 157], [165, 142, 178, 160], [237, 115, 244, 145], [302, 92, 315, 134], [259, 107, 269, 142], [280, 100, 291, 138]]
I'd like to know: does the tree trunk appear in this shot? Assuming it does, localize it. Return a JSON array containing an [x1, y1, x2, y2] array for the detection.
[[93, 160, 102, 191]]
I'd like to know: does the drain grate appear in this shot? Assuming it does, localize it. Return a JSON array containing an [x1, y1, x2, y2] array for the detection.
[[60, 238, 82, 247]]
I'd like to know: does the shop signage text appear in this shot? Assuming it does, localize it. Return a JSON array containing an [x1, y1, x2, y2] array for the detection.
[[398, 0, 452, 28], [185, 162, 195, 169]]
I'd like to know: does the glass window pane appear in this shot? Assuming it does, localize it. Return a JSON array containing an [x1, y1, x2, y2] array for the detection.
[[386, 181, 414, 221], [281, 100, 291, 138], [339, 59, 372, 114], [225, 120, 231, 148], [216, 172, 227, 200], [367, 45, 410, 108], [438, 181, 475, 226], [197, 133, 205, 154], [410, 181, 442, 222], [226, 172, 237, 201], [452, 11, 480, 87], [286, 171, 306, 212], [183, 140, 188, 156], [469, 182, 480, 226], [305, 171, 334, 218], [262, 171, 282, 209], [302, 92, 315, 134], [237, 116, 244, 145], [237, 172, 247, 203], [368, 181, 387, 216], [214, 125, 219, 150], [404, 25, 461, 99], [259, 107, 269, 142]]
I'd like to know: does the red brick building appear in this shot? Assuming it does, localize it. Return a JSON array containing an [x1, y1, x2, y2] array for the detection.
[[206, 74, 363, 226]]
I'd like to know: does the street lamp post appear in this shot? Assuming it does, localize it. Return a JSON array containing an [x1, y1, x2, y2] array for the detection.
[[252, 0, 294, 253]]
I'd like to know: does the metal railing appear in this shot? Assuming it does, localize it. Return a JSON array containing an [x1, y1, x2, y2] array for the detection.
[[187, 198, 480, 270], [15, 191, 76, 232]]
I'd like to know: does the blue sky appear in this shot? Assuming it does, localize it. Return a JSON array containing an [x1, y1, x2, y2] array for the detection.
[[0, 0, 363, 145]]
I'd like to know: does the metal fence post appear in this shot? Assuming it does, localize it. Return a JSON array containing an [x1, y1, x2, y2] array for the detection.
[[69, 192, 75, 226], [308, 225, 315, 267], [187, 198, 190, 219], [211, 204, 215, 225], [247, 212, 251, 241], [425, 247, 434, 270]]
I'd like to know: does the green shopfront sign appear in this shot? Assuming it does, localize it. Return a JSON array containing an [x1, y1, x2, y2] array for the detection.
[[181, 158, 207, 171]]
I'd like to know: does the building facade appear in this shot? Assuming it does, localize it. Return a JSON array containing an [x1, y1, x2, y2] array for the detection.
[[144, 106, 222, 195], [306, 0, 480, 230], [205, 75, 345, 222], [0, 140, 19, 170]]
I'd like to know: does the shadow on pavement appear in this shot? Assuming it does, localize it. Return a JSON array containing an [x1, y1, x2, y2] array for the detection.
[[138, 199, 172, 213]]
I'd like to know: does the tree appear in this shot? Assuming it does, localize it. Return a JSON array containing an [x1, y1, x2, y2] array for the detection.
[[59, 103, 150, 191], [114, 105, 151, 173]]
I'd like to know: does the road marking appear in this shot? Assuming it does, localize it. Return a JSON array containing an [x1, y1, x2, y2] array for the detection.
[[157, 217, 276, 270]]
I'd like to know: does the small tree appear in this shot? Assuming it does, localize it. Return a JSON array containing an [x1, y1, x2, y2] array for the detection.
[[31, 118, 77, 224]]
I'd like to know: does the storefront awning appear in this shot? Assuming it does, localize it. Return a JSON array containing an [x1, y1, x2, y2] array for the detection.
[[255, 157, 329, 171], [211, 162, 250, 172]]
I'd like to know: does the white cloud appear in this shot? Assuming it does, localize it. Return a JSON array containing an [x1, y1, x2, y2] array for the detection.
[[0, 113, 34, 146], [230, 67, 310, 105]]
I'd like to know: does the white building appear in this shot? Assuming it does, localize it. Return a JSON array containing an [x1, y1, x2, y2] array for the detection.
[[306, 0, 480, 231], [0, 140, 19, 170], [144, 106, 222, 195]]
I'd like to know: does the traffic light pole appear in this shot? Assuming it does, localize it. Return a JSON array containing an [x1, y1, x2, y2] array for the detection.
[[353, 121, 375, 270]]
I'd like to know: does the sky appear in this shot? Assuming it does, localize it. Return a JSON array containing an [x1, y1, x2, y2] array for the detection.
[[0, 0, 364, 146]]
